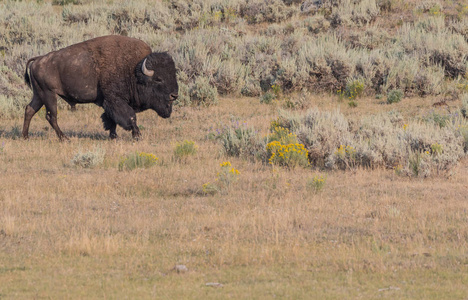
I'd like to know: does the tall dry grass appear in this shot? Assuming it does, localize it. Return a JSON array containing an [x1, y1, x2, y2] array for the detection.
[[1, 96, 468, 298]]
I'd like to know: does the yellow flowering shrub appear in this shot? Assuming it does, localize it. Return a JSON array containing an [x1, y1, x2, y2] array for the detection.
[[334, 145, 356, 160], [333, 144, 356, 169], [269, 126, 298, 145], [266, 141, 309, 168], [307, 174, 326, 192], [202, 161, 241, 195], [220, 161, 231, 167], [430, 143, 443, 155], [265, 125, 309, 168], [218, 161, 240, 186]]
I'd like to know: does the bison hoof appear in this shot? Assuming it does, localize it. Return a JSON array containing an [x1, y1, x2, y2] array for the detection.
[[132, 133, 141, 141]]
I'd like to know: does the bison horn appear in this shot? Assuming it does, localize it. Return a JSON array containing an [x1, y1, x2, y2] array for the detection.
[[142, 58, 154, 77]]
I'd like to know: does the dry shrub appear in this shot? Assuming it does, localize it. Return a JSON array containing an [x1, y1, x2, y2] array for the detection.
[[415, 0, 442, 13], [0, 66, 29, 118], [430, 49, 466, 79], [327, 55, 354, 90], [214, 121, 265, 158], [343, 27, 390, 50], [300, 0, 324, 15], [71, 147, 106, 168], [302, 15, 331, 34], [214, 59, 249, 95], [328, 0, 380, 27], [276, 109, 352, 166], [189, 76, 219, 106], [241, 79, 262, 97], [239, 0, 296, 24], [399, 22, 468, 80]]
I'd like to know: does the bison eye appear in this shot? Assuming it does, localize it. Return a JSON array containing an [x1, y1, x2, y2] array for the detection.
[[153, 76, 163, 83]]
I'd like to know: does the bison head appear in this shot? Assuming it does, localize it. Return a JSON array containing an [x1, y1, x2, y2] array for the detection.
[[136, 52, 178, 118]]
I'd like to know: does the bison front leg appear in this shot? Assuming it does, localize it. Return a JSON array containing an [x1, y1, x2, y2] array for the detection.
[[101, 112, 118, 139], [103, 101, 141, 140]]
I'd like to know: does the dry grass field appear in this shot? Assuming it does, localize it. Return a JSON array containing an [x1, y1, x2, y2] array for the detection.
[[1, 96, 468, 299], [2, 0, 468, 298]]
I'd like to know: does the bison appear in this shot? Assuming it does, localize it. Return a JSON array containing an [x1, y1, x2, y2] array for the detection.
[[23, 35, 178, 140]]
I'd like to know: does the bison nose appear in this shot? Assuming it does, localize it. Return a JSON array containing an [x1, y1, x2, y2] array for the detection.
[[170, 93, 178, 101]]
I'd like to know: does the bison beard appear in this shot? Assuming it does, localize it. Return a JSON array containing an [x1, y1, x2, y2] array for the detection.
[[22, 35, 178, 141]]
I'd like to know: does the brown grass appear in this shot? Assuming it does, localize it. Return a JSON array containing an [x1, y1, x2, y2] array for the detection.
[[1, 96, 467, 298]]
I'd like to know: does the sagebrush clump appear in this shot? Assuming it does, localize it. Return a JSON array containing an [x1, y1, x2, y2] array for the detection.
[[71, 146, 106, 168], [387, 89, 403, 104], [265, 108, 468, 176], [215, 121, 264, 158]]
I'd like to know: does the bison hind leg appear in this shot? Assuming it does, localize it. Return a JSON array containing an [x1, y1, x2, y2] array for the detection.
[[22, 95, 44, 139], [101, 112, 118, 139]]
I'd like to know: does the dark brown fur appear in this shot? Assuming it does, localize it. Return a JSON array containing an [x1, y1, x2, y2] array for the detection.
[[23, 35, 178, 140]]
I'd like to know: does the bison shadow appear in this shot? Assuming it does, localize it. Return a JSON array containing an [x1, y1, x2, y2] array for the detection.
[[0, 126, 43, 139], [63, 130, 108, 140], [0, 126, 110, 141]]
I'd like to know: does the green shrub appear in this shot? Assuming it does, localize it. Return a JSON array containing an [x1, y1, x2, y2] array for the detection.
[[260, 91, 276, 104], [268, 125, 298, 145], [53, 0, 82, 5], [430, 143, 443, 155], [461, 94, 468, 118], [459, 125, 468, 152], [428, 4, 442, 16], [71, 147, 105, 168], [174, 140, 197, 162], [334, 144, 356, 168], [344, 79, 365, 100], [423, 111, 450, 128], [387, 89, 403, 104], [271, 84, 282, 98], [307, 174, 326, 193], [118, 152, 158, 171], [202, 161, 241, 195], [409, 151, 424, 177]]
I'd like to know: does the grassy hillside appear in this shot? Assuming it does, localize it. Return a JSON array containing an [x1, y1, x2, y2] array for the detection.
[[2, 0, 468, 111], [1, 0, 468, 298]]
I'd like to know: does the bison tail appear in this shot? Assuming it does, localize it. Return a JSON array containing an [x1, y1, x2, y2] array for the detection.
[[24, 56, 39, 89], [24, 69, 31, 89]]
